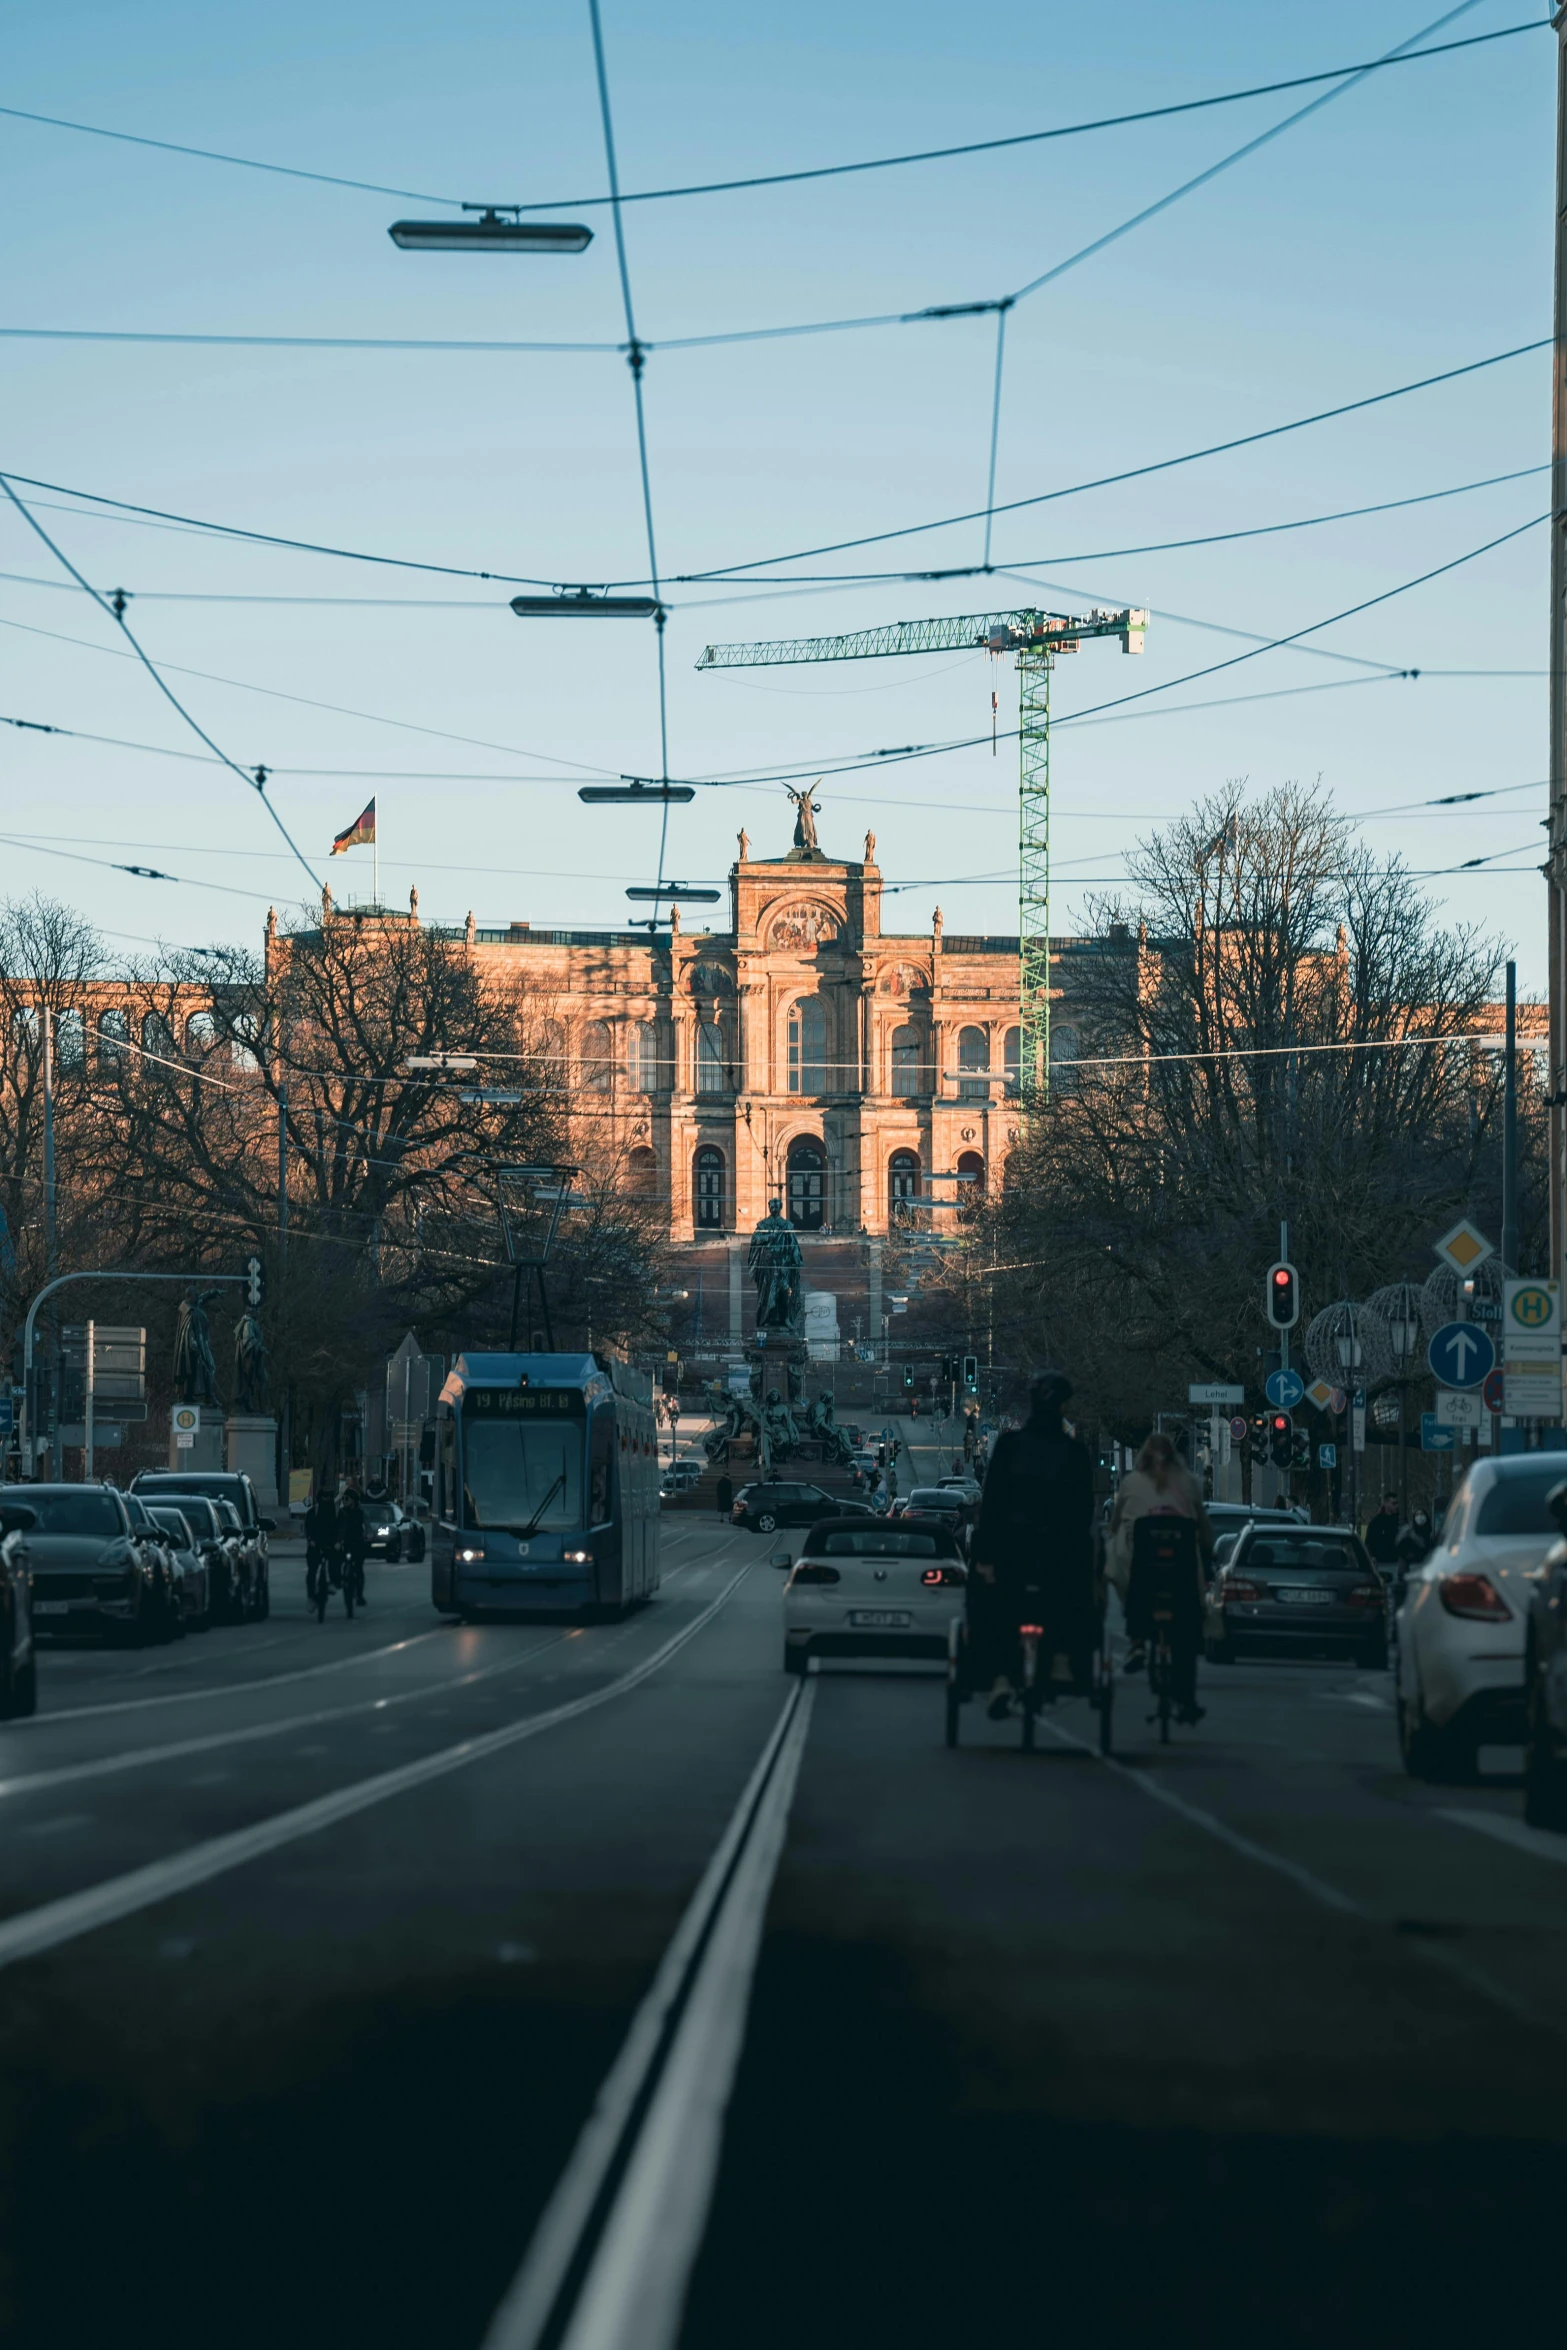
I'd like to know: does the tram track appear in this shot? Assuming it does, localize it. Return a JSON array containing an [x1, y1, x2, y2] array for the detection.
[[481, 1674, 815, 2350]]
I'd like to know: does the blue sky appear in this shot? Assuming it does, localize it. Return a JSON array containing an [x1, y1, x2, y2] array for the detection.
[[0, 0, 1554, 983]]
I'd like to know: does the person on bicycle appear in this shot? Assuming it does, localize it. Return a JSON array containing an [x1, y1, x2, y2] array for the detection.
[[304, 1487, 337, 1603], [337, 1481, 368, 1609], [1106, 1431, 1213, 1715], [968, 1370, 1095, 1719]]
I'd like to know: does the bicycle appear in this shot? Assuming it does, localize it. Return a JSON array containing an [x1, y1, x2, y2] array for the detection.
[[1147, 1604, 1176, 1744], [307, 1542, 342, 1623]]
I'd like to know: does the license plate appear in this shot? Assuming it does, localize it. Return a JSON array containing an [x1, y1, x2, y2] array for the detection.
[[1276, 1587, 1334, 1605], [848, 1609, 912, 1628], [34, 1600, 71, 1615]]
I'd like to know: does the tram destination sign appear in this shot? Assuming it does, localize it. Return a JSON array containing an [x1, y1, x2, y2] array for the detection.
[[465, 1387, 585, 1416]]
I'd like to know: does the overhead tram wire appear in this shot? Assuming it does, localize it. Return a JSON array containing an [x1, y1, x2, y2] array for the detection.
[[0, 19, 1540, 216], [0, 474, 319, 888]]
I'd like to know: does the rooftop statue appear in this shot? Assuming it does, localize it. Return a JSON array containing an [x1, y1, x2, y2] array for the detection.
[[783, 781, 821, 854]]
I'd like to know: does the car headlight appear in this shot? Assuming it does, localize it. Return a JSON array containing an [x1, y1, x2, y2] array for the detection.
[[374, 1525, 392, 1539]]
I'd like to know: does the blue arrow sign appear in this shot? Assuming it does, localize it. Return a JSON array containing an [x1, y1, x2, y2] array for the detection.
[[1427, 1321, 1495, 1390], [1420, 1412, 1456, 1452], [1264, 1367, 1305, 1410]]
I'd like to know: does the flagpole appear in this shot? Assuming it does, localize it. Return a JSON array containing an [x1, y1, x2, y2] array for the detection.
[[373, 830, 380, 907]]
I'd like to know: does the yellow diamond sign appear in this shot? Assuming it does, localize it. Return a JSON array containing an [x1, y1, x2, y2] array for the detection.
[[1433, 1219, 1494, 1275]]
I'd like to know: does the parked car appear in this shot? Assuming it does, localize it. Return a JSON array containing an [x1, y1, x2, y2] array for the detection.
[[1204, 1522, 1386, 1667], [1523, 1478, 1567, 1829], [782, 1516, 967, 1673], [364, 1497, 426, 1562], [1396, 1454, 1560, 1782], [937, 1473, 982, 1502], [0, 1497, 39, 1715], [133, 1471, 273, 1619], [659, 1461, 703, 1501], [143, 1504, 213, 1629], [732, 1481, 875, 1535], [162, 1492, 246, 1622], [23, 1483, 182, 1645]]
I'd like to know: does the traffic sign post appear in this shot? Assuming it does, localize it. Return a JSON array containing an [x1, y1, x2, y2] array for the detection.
[[1264, 1367, 1305, 1410], [1433, 1220, 1495, 1276], [1501, 1279, 1562, 1424], [1188, 1383, 1244, 1407], [1426, 1322, 1495, 1390], [1420, 1414, 1456, 1452]]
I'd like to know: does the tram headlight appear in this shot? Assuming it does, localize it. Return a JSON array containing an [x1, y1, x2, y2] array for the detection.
[[563, 1548, 593, 1565], [457, 1545, 485, 1563]]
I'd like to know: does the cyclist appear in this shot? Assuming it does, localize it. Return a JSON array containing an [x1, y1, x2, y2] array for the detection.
[[968, 1370, 1095, 1718], [1106, 1432, 1213, 1711], [337, 1481, 369, 1610], [304, 1487, 338, 1609]]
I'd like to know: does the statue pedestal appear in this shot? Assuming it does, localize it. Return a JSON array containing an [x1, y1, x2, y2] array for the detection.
[[169, 1410, 222, 1471], [225, 1414, 279, 1505]]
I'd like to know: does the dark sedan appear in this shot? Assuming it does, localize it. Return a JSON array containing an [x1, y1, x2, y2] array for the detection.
[[364, 1497, 427, 1563], [23, 1484, 182, 1645], [132, 1470, 273, 1618], [1204, 1524, 1387, 1668], [1524, 1480, 1567, 1829], [161, 1491, 246, 1623], [732, 1481, 876, 1534], [0, 1497, 39, 1715]]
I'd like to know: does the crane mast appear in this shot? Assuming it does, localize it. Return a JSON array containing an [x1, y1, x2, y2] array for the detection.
[[697, 603, 1146, 1100]]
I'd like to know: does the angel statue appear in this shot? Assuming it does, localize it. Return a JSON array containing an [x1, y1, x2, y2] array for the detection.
[[783, 781, 821, 854]]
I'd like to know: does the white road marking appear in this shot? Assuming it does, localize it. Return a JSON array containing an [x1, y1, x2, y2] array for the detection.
[[1436, 1808, 1567, 1868], [0, 1566, 752, 1974], [484, 1679, 813, 2350], [1324, 1689, 1392, 1711], [30, 1628, 447, 1725]]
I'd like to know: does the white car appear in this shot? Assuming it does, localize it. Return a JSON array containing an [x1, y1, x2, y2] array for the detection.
[[1395, 1454, 1560, 1780], [781, 1514, 967, 1674]]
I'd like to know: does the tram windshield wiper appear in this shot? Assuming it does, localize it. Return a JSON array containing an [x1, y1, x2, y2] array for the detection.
[[516, 1474, 567, 1539]]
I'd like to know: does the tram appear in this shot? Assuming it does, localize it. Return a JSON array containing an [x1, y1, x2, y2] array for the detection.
[[430, 1352, 661, 1620]]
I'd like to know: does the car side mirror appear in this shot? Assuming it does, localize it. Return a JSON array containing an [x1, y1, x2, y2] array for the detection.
[[259, 1517, 277, 1533], [0, 1504, 37, 1536], [770, 1551, 793, 1570], [1548, 1482, 1567, 1537]]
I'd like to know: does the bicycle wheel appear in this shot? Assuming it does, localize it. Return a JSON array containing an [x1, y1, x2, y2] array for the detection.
[[313, 1570, 328, 1623], [1098, 1651, 1114, 1756]]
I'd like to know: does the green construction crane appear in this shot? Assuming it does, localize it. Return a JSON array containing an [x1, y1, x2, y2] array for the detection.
[[696, 604, 1146, 1100]]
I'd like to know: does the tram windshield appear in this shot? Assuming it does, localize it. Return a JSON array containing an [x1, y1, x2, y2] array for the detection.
[[461, 1390, 586, 1533]]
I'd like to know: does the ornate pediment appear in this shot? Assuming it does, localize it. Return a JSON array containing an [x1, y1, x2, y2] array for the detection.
[[766, 900, 840, 951], [877, 959, 929, 996]]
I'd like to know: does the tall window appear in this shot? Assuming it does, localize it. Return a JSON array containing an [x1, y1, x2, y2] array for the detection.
[[957, 1025, 990, 1100], [97, 1007, 129, 1065], [787, 995, 827, 1094], [957, 1148, 986, 1219], [141, 1011, 175, 1061], [1050, 1024, 1080, 1087], [627, 1145, 658, 1197], [1004, 1026, 1021, 1095], [694, 1145, 726, 1228], [695, 1018, 727, 1095], [888, 1148, 920, 1223], [634, 1021, 667, 1093], [55, 1009, 86, 1071], [890, 1023, 922, 1097], [786, 1134, 827, 1231], [185, 1010, 219, 1057], [582, 1018, 615, 1093]]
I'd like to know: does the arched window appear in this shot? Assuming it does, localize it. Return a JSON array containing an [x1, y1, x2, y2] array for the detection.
[[786, 1134, 827, 1231], [956, 1148, 986, 1219], [957, 1025, 990, 1100], [890, 1023, 922, 1098], [694, 1145, 726, 1229], [185, 1010, 219, 1057], [787, 995, 827, 1094], [141, 1011, 175, 1061], [634, 1021, 667, 1093], [9, 1008, 40, 1065], [1003, 1026, 1021, 1095], [888, 1147, 920, 1223], [581, 1018, 615, 1093], [627, 1145, 658, 1198], [231, 1012, 262, 1072], [1050, 1024, 1080, 1087], [97, 1007, 129, 1064], [695, 1017, 728, 1095], [535, 1021, 567, 1084], [55, 1009, 85, 1071]]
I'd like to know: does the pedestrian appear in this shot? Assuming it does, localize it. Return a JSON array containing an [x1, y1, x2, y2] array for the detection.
[[337, 1480, 368, 1608], [968, 1371, 1096, 1718], [1364, 1492, 1401, 1570], [1105, 1432, 1215, 1692], [716, 1470, 734, 1520], [304, 1485, 336, 1606]]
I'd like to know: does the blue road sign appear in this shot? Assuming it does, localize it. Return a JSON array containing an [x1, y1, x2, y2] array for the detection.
[[1318, 1442, 1337, 1468], [1264, 1367, 1305, 1410], [1420, 1413, 1456, 1452], [1427, 1322, 1495, 1390]]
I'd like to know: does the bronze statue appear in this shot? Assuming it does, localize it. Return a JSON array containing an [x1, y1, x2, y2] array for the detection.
[[783, 782, 821, 854], [759, 1387, 799, 1474], [749, 1197, 803, 1333], [233, 1308, 271, 1415], [172, 1290, 222, 1407]]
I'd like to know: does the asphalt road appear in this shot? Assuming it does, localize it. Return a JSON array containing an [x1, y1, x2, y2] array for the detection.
[[3, 1495, 1566, 2350]]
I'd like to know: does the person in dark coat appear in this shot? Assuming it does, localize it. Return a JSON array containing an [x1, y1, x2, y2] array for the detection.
[[967, 1371, 1096, 1717], [337, 1482, 368, 1606], [304, 1488, 337, 1605], [716, 1471, 734, 1520]]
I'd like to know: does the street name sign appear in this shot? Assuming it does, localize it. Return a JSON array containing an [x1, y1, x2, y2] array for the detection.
[[1264, 1367, 1304, 1410], [1433, 1220, 1494, 1275], [1420, 1413, 1456, 1452], [1188, 1383, 1244, 1407], [1427, 1322, 1494, 1389]]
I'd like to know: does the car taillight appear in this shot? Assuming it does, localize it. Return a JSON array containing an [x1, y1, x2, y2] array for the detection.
[[1222, 1577, 1265, 1603], [1018, 1622, 1044, 1637], [920, 1566, 968, 1586], [1345, 1584, 1384, 1610], [791, 1564, 840, 1585], [1438, 1571, 1511, 1622]]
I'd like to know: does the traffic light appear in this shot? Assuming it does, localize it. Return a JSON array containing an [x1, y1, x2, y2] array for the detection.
[[962, 1354, 978, 1391], [1268, 1411, 1293, 1467], [902, 1366, 915, 1391], [1248, 1412, 1269, 1464], [244, 1253, 265, 1307], [1265, 1260, 1299, 1330], [1290, 1429, 1312, 1472]]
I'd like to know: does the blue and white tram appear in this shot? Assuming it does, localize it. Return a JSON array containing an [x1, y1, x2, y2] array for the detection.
[[430, 1353, 661, 1619]]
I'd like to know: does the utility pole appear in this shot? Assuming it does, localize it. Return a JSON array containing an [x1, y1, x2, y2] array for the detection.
[[1503, 959, 1519, 1274], [1549, 7, 1567, 1300], [43, 1006, 60, 1481], [278, 1083, 290, 1507]]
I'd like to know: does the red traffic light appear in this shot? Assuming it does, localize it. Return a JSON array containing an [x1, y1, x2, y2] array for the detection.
[[1264, 1259, 1300, 1330]]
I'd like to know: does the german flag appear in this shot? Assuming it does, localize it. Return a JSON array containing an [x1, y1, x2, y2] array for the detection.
[[330, 798, 376, 855]]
